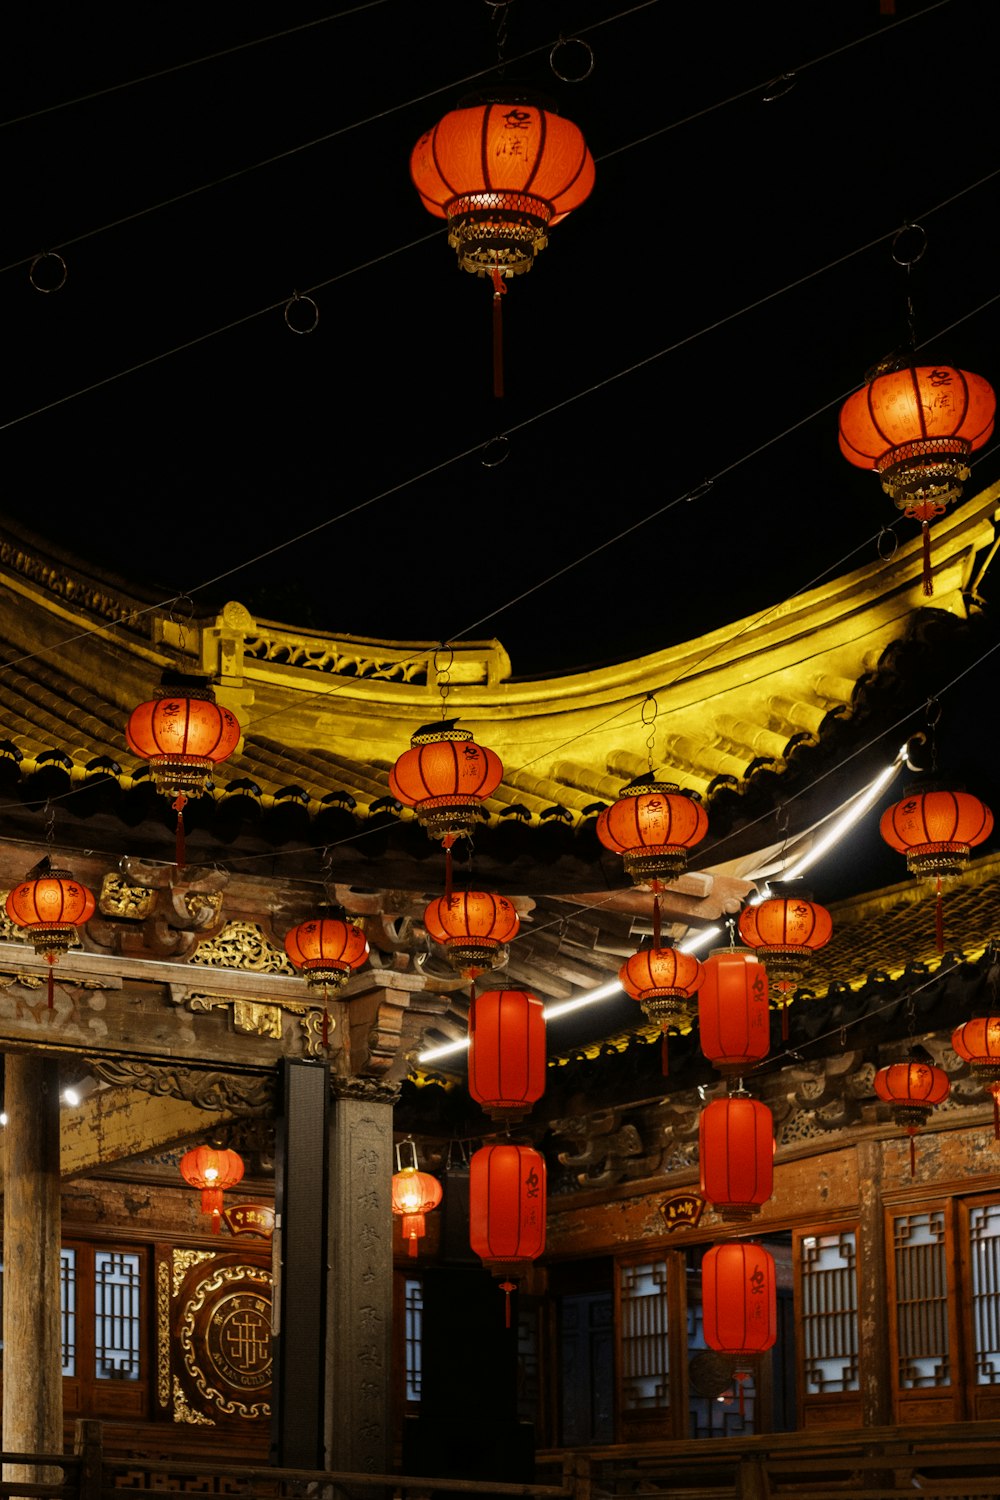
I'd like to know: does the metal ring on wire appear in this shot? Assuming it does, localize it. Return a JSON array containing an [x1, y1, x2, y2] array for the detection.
[[550, 35, 594, 83], [480, 435, 510, 468], [892, 222, 927, 268], [762, 71, 797, 101], [29, 251, 68, 293], [284, 292, 320, 334], [877, 526, 899, 560]]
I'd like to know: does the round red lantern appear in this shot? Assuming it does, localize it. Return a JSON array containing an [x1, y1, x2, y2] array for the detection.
[[699, 1094, 774, 1223], [391, 1167, 443, 1258], [839, 365, 995, 594], [597, 774, 708, 885], [702, 1242, 777, 1357], [697, 949, 770, 1075], [468, 988, 546, 1123], [952, 1017, 1000, 1139], [619, 946, 703, 1031], [874, 1058, 949, 1176], [738, 893, 832, 1038], [179, 1145, 244, 1233], [5, 863, 96, 1007], [127, 685, 241, 863], [470, 1142, 546, 1325], [880, 788, 993, 878], [390, 720, 502, 840], [424, 891, 519, 978], [284, 916, 369, 990]]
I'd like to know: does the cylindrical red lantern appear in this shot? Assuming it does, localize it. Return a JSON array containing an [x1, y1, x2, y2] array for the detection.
[[699, 1094, 774, 1223], [952, 1017, 1000, 1139], [391, 1167, 443, 1258], [389, 720, 502, 841], [597, 774, 708, 885], [874, 1058, 949, 1176], [702, 1242, 777, 1357], [5, 864, 96, 1007], [839, 365, 995, 593], [697, 949, 770, 1075], [880, 788, 993, 878], [618, 946, 703, 1031], [424, 891, 519, 977], [470, 1143, 546, 1326], [179, 1145, 244, 1234], [468, 988, 546, 1123], [284, 917, 369, 990]]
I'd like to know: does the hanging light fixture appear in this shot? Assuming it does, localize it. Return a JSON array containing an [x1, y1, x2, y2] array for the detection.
[[469, 1142, 546, 1326], [738, 889, 832, 1040], [697, 948, 770, 1075], [411, 94, 595, 397], [619, 945, 703, 1072], [699, 1092, 774, 1223], [126, 685, 241, 864], [951, 1016, 1000, 1140], [284, 912, 370, 1051], [701, 1241, 777, 1418], [5, 859, 96, 1007], [468, 987, 546, 1123], [873, 1057, 949, 1177], [423, 891, 519, 978], [598, 774, 709, 886], [880, 786, 992, 950], [179, 1145, 244, 1234], [391, 1141, 443, 1258], [390, 719, 503, 902], [839, 363, 995, 594]]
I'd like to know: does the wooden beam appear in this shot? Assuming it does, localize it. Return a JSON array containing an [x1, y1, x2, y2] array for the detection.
[[60, 1087, 237, 1178]]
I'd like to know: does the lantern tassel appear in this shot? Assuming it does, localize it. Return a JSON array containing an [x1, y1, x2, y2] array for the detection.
[[321, 986, 329, 1052], [908, 1128, 917, 1179], [172, 792, 188, 867], [921, 519, 933, 597], [500, 1278, 515, 1328], [408, 1234, 418, 1259], [444, 835, 454, 906], [652, 883, 662, 949], [212, 1211, 220, 1236], [993, 1089, 1000, 1143], [781, 992, 789, 1042], [491, 266, 506, 399], [736, 1372, 747, 1420], [661, 1028, 669, 1076], [46, 954, 55, 1009], [935, 875, 944, 954]]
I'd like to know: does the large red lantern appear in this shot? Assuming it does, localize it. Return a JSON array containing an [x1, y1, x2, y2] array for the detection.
[[180, 1145, 244, 1234], [390, 720, 502, 900], [839, 365, 995, 594], [619, 946, 703, 1031], [597, 774, 708, 886], [391, 1166, 443, 1258], [423, 891, 519, 978], [699, 1094, 774, 1223], [702, 1242, 777, 1357], [880, 787, 992, 951], [411, 95, 594, 397], [284, 915, 370, 1050], [469, 1142, 546, 1325], [468, 988, 545, 1123], [697, 949, 770, 1075], [738, 893, 832, 1038], [874, 1058, 949, 1176], [952, 1018, 1000, 1139], [126, 686, 241, 863], [5, 862, 96, 1007]]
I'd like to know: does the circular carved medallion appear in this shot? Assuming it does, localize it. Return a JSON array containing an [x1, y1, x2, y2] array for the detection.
[[178, 1261, 272, 1419]]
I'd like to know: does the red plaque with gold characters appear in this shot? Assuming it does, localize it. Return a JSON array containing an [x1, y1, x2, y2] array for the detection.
[[223, 1203, 275, 1239], [659, 1192, 704, 1232]]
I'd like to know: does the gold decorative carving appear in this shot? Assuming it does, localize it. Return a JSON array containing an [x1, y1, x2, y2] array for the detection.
[[243, 631, 432, 684], [0, 538, 148, 636], [173, 1248, 215, 1299], [172, 1374, 215, 1426], [99, 872, 156, 921], [178, 1262, 272, 1420], [184, 890, 224, 923], [188, 993, 286, 1038], [190, 921, 295, 975], [0, 969, 45, 990], [91, 1057, 274, 1117], [157, 1260, 171, 1407]]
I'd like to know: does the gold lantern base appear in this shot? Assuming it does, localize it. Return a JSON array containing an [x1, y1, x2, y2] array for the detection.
[[448, 192, 551, 276], [25, 923, 77, 959], [640, 993, 694, 1029], [150, 755, 215, 801], [623, 848, 688, 885], [417, 797, 487, 842], [877, 438, 970, 513], [905, 842, 971, 880]]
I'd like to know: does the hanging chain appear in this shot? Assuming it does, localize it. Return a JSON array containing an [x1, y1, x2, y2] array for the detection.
[[924, 696, 941, 773], [434, 645, 454, 717], [485, 0, 512, 74], [891, 222, 926, 359], [44, 800, 55, 846], [641, 693, 658, 774]]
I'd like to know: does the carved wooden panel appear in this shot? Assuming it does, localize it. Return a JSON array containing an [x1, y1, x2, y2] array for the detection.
[[161, 1247, 272, 1426]]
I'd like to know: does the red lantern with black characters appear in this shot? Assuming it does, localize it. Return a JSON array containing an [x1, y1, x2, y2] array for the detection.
[[180, 1145, 244, 1234], [424, 891, 519, 978], [284, 915, 369, 1051], [126, 685, 241, 864], [738, 891, 832, 1039], [597, 773, 708, 886], [874, 1058, 949, 1176], [469, 1142, 546, 1325], [468, 988, 546, 1123], [5, 860, 96, 1008], [880, 787, 992, 951], [699, 1093, 774, 1223], [697, 948, 770, 1075], [702, 1240, 777, 1418], [390, 719, 502, 901], [952, 1017, 1000, 1139]]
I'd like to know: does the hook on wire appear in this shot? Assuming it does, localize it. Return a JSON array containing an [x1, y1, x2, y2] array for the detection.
[[29, 251, 68, 293], [284, 291, 320, 335], [550, 34, 594, 83]]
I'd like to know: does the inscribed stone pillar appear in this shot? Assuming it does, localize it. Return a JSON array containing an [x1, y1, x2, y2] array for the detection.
[[2, 1053, 63, 1472], [325, 1077, 398, 1475], [857, 1137, 892, 1425]]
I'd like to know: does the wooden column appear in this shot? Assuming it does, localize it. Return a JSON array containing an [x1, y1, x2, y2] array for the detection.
[[857, 1137, 892, 1425], [2, 1053, 63, 1472]]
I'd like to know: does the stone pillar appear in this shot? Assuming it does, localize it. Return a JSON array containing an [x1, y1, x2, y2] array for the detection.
[[857, 1137, 892, 1425], [325, 1077, 398, 1475], [3, 1053, 63, 1473]]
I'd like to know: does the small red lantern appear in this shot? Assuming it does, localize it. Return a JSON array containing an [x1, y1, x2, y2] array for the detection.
[[423, 891, 519, 978], [951, 1017, 1000, 1139], [390, 720, 502, 900], [597, 774, 708, 886], [699, 1094, 774, 1223], [880, 787, 992, 951], [697, 949, 770, 1075], [468, 988, 545, 1123], [5, 861, 96, 1007], [411, 94, 594, 397], [874, 1058, 950, 1176], [619, 946, 704, 1030], [839, 364, 995, 593], [469, 1142, 546, 1326], [391, 1165, 443, 1259], [180, 1145, 244, 1234], [738, 893, 832, 1039], [126, 686, 241, 863], [284, 915, 370, 1050]]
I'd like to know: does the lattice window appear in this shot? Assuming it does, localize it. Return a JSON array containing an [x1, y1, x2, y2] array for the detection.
[[61, 1248, 76, 1377], [800, 1231, 859, 1394], [94, 1251, 141, 1380], [403, 1276, 423, 1403], [893, 1210, 950, 1388], [969, 1202, 1000, 1385], [620, 1259, 669, 1411]]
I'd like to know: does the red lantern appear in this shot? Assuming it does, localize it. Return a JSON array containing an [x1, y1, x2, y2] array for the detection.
[[738, 893, 832, 1039], [697, 948, 770, 1075], [952, 1018, 1000, 1139], [126, 686, 241, 863], [390, 720, 502, 899], [411, 95, 594, 398], [424, 891, 519, 978], [619, 946, 703, 1030], [699, 1094, 774, 1223], [180, 1145, 244, 1233], [469, 1142, 546, 1325], [702, 1242, 777, 1362], [391, 1167, 443, 1258], [284, 916, 369, 1051], [597, 774, 708, 886], [874, 1059, 949, 1176], [880, 787, 992, 951], [839, 365, 995, 594], [5, 862, 96, 1007], [468, 988, 546, 1122]]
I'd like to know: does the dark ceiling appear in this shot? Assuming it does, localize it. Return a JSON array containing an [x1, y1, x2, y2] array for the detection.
[[3, 0, 998, 678]]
